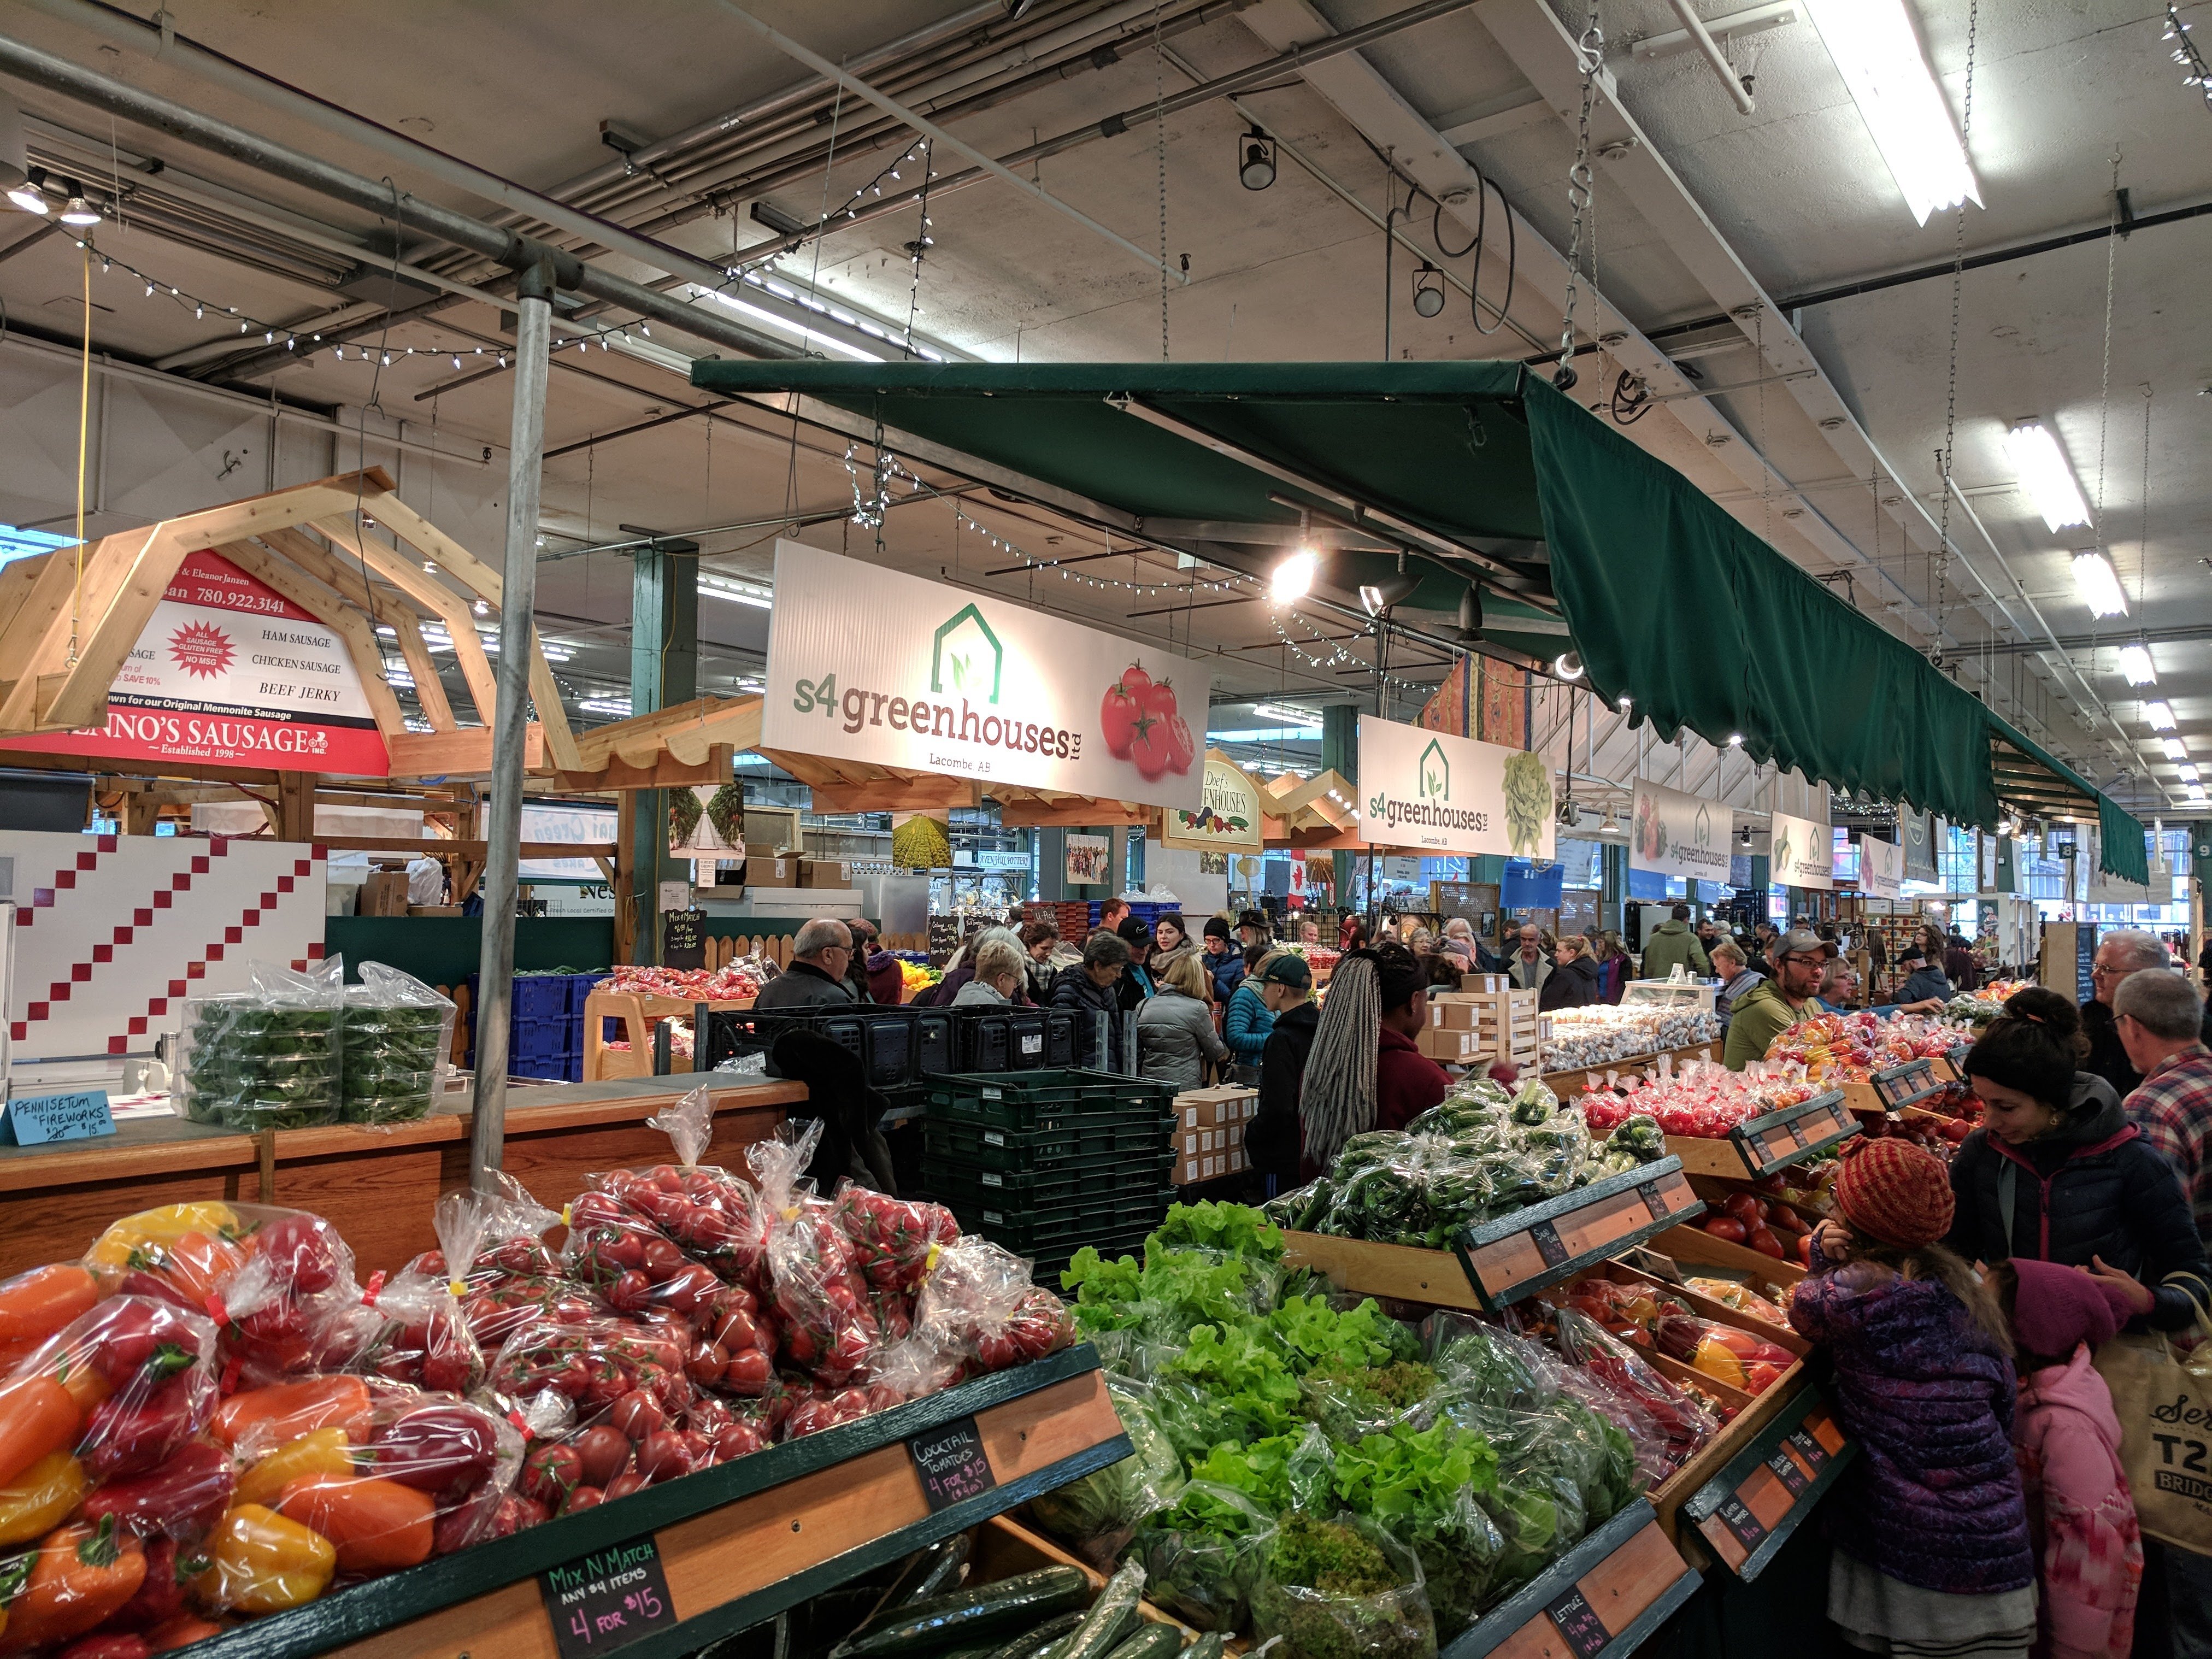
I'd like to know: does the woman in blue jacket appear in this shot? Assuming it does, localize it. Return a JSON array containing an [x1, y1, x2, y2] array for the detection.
[[1223, 944, 1276, 1080]]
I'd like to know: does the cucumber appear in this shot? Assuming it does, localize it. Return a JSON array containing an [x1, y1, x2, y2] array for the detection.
[[835, 1567, 1091, 1659], [1037, 1601, 1138, 1659], [1057, 1562, 1148, 1659], [1101, 1623, 1181, 1659], [978, 1610, 1087, 1659], [907, 1534, 973, 1604], [1181, 1637, 1222, 1659]]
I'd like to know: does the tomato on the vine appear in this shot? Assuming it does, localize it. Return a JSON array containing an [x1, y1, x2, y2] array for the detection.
[[1118, 661, 1152, 693], [1101, 680, 1142, 758]]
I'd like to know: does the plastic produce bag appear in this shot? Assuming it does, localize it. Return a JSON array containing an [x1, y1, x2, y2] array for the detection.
[[1250, 1512, 1437, 1659], [1133, 1479, 1277, 1633], [1553, 1307, 1719, 1472], [7, 1295, 221, 1490], [1423, 1313, 1554, 1411], [177, 955, 346, 1130], [833, 1182, 959, 1296], [341, 963, 456, 1124], [746, 1122, 879, 1383], [315, 1192, 486, 1395], [915, 1236, 1074, 1376], [1651, 1313, 1795, 1396], [408, 1179, 602, 1351], [1026, 1375, 1185, 1564]]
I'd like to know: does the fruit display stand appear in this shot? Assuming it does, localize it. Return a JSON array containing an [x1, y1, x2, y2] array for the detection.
[[584, 988, 756, 1082], [1838, 1055, 1956, 1119], [183, 1344, 1126, 1659], [1662, 1090, 1858, 1181]]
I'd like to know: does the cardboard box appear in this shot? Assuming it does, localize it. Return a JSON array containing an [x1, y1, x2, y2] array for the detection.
[[1175, 1085, 1258, 1129], [358, 870, 411, 916], [800, 858, 853, 889], [746, 855, 801, 889], [1419, 1027, 1491, 1065]]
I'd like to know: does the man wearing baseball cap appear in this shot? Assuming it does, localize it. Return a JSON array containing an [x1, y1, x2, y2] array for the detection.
[[1723, 927, 1827, 1069]]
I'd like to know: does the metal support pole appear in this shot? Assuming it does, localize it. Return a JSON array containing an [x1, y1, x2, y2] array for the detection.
[[631, 536, 700, 964], [469, 258, 554, 1190]]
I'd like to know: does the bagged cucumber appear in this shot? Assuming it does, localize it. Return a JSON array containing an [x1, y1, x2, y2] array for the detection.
[[1101, 1623, 1181, 1659], [979, 1611, 1088, 1659], [836, 1567, 1091, 1658], [1182, 1637, 1224, 1659], [1058, 1562, 1148, 1659]]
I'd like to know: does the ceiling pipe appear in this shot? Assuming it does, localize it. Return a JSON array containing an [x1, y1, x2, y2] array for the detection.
[[0, 31, 807, 361], [1663, 0, 1757, 114]]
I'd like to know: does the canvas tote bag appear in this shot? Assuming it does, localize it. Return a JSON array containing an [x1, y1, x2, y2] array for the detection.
[[2093, 1272, 2212, 1555]]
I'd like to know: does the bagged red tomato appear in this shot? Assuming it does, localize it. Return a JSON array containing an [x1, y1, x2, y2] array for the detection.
[[752, 1124, 879, 1384], [21, 1296, 221, 1481], [915, 1237, 1074, 1376], [831, 1184, 957, 1295], [314, 1192, 486, 1396], [582, 1086, 770, 1291], [407, 1173, 563, 1287]]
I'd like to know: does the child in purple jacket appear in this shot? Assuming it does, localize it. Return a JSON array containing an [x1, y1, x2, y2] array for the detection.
[[1795, 1138, 2038, 1657]]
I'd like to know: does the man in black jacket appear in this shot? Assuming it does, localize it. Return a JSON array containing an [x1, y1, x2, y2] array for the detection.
[[1051, 929, 1131, 1070], [753, 919, 858, 1009], [1538, 933, 1602, 1011], [1248, 955, 1319, 1195]]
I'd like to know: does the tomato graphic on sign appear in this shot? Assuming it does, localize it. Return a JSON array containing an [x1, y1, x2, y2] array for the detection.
[[1100, 662, 1193, 779], [167, 619, 236, 679]]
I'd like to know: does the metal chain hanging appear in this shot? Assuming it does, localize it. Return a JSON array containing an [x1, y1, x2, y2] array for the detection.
[[1933, 0, 1979, 666], [1553, 0, 1603, 391]]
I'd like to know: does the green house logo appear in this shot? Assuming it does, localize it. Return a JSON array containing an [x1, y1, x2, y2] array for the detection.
[[931, 603, 1003, 703], [1418, 738, 1450, 800], [1692, 802, 1711, 848]]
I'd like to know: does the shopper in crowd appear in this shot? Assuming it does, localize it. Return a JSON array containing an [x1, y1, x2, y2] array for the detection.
[[1947, 987, 2209, 1333], [1792, 1142, 2037, 1657], [1722, 928, 1825, 1068], [2197, 934, 2212, 984], [1224, 946, 1277, 1080], [2115, 969, 2212, 1248], [1099, 897, 1131, 936], [1338, 913, 1367, 951], [1238, 909, 1270, 951], [1114, 914, 1156, 1013], [950, 938, 1027, 1008], [1137, 951, 1231, 1090], [1640, 903, 1710, 981], [1695, 916, 1727, 964], [1914, 921, 1949, 967], [1019, 921, 1061, 1004], [1370, 943, 1450, 1131], [1298, 950, 1384, 1173], [843, 917, 880, 1002], [1301, 918, 1323, 945], [1712, 942, 1763, 1034], [1746, 922, 1778, 980], [1408, 925, 1434, 954], [1985, 1258, 2144, 1659], [1149, 914, 1198, 986], [859, 920, 905, 1004], [753, 920, 858, 1008], [2082, 929, 2172, 1099], [923, 926, 1027, 1008], [1508, 923, 1553, 996], [1888, 946, 1954, 1013], [1246, 955, 1318, 1193], [1202, 917, 1245, 1003], [1052, 930, 1132, 1071], [1945, 932, 1982, 996], [1595, 931, 1631, 1002], [1538, 933, 1601, 1011], [1813, 958, 1862, 1013]]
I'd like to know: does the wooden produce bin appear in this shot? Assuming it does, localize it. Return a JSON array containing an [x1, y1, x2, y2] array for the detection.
[[186, 1345, 1127, 1659], [1662, 1089, 1858, 1181], [1672, 1384, 1853, 1580], [1540, 1040, 1720, 1106], [584, 989, 755, 1082]]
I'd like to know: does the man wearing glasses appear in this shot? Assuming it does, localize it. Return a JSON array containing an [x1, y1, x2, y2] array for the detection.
[[1722, 928, 1827, 1070], [2081, 929, 2176, 1099], [753, 919, 861, 1008]]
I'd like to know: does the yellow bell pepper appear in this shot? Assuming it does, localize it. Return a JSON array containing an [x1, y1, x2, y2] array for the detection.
[[233, 1428, 356, 1508], [85, 1202, 239, 1272], [0, 1451, 86, 1545], [195, 1504, 336, 1615]]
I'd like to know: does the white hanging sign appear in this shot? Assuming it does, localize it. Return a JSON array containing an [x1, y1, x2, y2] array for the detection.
[[1768, 810, 1834, 891], [1627, 779, 1731, 884], [1356, 715, 1554, 860], [1858, 835, 1904, 899]]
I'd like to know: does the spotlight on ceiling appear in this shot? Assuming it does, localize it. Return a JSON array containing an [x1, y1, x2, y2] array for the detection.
[[57, 185, 99, 226], [1411, 262, 1445, 318], [1727, 732, 1744, 746], [0, 102, 42, 216], [1358, 568, 1420, 615], [1739, 825, 1753, 849], [1238, 127, 1277, 192], [1270, 546, 1317, 604], [1553, 651, 1584, 681], [4, 176, 43, 215]]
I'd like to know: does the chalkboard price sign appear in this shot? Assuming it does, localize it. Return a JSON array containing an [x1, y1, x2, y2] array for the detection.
[[539, 1535, 678, 1657], [1544, 1585, 1613, 1659], [908, 1415, 996, 1511], [662, 908, 706, 970], [1715, 1495, 1768, 1551]]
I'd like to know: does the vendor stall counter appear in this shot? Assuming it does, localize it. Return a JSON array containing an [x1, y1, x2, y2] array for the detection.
[[0, 1075, 799, 1278]]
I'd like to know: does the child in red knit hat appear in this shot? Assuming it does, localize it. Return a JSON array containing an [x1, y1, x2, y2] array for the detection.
[[1795, 1138, 2037, 1657], [1987, 1258, 2143, 1659]]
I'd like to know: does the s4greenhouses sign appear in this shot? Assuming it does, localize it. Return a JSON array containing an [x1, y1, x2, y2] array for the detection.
[[1356, 715, 1554, 860]]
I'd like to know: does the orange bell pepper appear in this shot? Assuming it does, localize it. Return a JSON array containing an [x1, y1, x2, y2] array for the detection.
[[211, 1376, 372, 1451], [0, 1453, 86, 1547], [233, 1427, 356, 1508], [0, 1377, 81, 1489], [51, 1355, 111, 1418], [151, 1232, 244, 1309], [0, 1268, 97, 1355], [0, 1515, 148, 1654], [194, 1505, 334, 1615], [275, 1474, 435, 1574]]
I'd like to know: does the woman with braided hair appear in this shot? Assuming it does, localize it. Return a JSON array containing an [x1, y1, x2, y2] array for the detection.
[[1298, 944, 1450, 1172]]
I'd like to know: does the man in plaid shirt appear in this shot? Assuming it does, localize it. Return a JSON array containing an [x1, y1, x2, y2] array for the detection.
[[2115, 969, 2212, 1246]]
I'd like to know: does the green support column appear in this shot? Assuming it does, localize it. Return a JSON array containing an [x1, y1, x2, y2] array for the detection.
[[1322, 704, 1358, 911], [630, 536, 699, 964]]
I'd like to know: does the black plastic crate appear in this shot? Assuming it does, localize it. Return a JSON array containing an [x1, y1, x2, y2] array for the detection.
[[922, 1147, 1173, 1210], [703, 1005, 922, 1087]]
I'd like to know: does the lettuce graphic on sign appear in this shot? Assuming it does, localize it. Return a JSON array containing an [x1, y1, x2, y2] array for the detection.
[[931, 604, 1002, 703], [1502, 750, 1552, 857]]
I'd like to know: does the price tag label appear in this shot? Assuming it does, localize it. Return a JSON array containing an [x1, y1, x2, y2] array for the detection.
[[1529, 1220, 1570, 1268], [1544, 1585, 1613, 1659], [1765, 1446, 1809, 1497], [1714, 1495, 1768, 1551], [1785, 1428, 1830, 1473], [539, 1536, 678, 1657], [1784, 1115, 1809, 1149], [0, 1089, 115, 1146], [908, 1415, 996, 1511], [1637, 1180, 1670, 1219]]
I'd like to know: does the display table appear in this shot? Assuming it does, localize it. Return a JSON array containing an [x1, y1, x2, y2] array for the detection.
[[0, 1075, 799, 1276]]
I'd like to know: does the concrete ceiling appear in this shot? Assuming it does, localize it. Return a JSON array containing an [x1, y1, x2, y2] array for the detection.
[[0, 0, 2203, 818]]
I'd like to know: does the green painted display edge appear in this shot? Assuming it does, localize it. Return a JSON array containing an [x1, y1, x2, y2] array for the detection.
[[1451, 1157, 1705, 1311], [1442, 1499, 1698, 1659], [179, 1343, 1105, 1658], [1869, 1060, 1944, 1111], [1726, 1090, 1858, 1179], [1679, 1381, 1858, 1583]]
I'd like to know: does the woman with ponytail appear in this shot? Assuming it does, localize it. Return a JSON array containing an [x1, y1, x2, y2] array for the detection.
[[1948, 986, 2209, 1331], [1297, 944, 1449, 1172]]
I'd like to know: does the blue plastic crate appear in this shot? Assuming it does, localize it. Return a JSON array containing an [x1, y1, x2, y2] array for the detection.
[[509, 976, 572, 1020], [567, 973, 613, 1015]]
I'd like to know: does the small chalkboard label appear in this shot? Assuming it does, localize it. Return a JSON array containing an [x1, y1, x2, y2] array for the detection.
[[662, 908, 706, 970], [1784, 1114, 1809, 1149], [1785, 1428, 1829, 1472], [908, 1415, 996, 1511], [1, 1089, 115, 1147], [1637, 1180, 1669, 1219], [539, 1535, 677, 1656], [1529, 1219, 1570, 1268], [1715, 1495, 1768, 1550], [1766, 1446, 1809, 1497], [1544, 1585, 1613, 1659]]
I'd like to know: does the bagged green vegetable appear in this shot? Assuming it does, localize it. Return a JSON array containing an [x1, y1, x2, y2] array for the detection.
[[1027, 1376, 1186, 1562], [1250, 1513, 1436, 1659], [1133, 1480, 1276, 1633]]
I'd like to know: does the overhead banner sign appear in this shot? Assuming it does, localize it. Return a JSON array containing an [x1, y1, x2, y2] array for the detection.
[[9, 550, 387, 775], [1160, 750, 1263, 852], [763, 542, 1206, 811], [1768, 811, 1834, 891], [1628, 778, 1731, 884], [1901, 810, 1939, 883], [1858, 835, 1904, 899], [1356, 715, 1554, 861]]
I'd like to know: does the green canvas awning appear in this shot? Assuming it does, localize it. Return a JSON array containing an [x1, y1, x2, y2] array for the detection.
[[690, 358, 2145, 879]]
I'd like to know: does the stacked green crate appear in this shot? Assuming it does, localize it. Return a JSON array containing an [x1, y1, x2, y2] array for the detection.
[[921, 1069, 1177, 1273]]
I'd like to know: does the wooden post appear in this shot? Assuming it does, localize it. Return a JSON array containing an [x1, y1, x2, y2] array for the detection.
[[278, 772, 316, 843]]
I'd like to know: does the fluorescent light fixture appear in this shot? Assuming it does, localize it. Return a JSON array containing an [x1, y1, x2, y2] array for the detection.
[[2004, 422, 2092, 533], [692, 285, 886, 363], [2146, 700, 2178, 731], [2180, 764, 2201, 783], [2162, 738, 2188, 760], [1252, 702, 1323, 730], [579, 697, 634, 717], [699, 576, 773, 608], [2073, 552, 2129, 619], [1270, 548, 1317, 604], [1804, 0, 1980, 225], [2119, 643, 2158, 685]]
